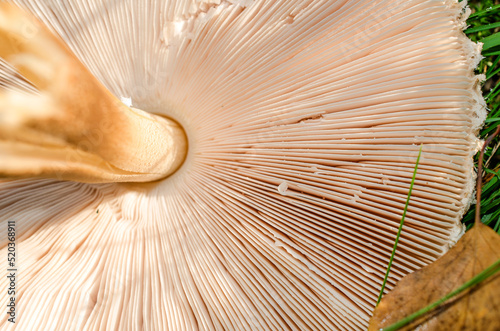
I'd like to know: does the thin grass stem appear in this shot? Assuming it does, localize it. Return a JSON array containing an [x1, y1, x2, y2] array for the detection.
[[376, 145, 423, 305]]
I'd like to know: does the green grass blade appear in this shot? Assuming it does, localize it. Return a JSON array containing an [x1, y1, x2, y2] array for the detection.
[[485, 84, 500, 101], [376, 145, 423, 305], [481, 32, 500, 52], [466, 21, 500, 34], [482, 124, 500, 137], [485, 82, 500, 101], [469, 4, 500, 18], [381, 258, 500, 331], [486, 56, 500, 78], [483, 50, 500, 56], [486, 66, 500, 81]]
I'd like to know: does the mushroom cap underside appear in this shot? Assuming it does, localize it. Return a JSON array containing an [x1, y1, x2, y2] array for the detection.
[[0, 0, 485, 330]]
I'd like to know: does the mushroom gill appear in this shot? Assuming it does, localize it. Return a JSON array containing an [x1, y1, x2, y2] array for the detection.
[[0, 0, 486, 330]]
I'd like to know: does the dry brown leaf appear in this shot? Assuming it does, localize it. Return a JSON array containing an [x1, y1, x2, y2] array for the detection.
[[369, 222, 500, 331]]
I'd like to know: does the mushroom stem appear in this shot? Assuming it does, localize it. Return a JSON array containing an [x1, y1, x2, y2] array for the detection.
[[0, 3, 187, 183]]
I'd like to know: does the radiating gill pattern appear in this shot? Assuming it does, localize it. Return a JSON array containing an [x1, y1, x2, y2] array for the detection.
[[0, 0, 485, 330]]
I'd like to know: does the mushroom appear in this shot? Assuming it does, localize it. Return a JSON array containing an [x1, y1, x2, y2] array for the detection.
[[0, 0, 485, 330]]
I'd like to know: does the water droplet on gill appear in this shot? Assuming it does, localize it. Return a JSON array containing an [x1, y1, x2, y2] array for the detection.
[[278, 181, 288, 195], [362, 264, 375, 274], [351, 193, 360, 203]]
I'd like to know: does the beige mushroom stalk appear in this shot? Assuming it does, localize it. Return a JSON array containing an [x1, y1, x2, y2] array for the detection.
[[0, 4, 187, 182], [0, 0, 485, 330]]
